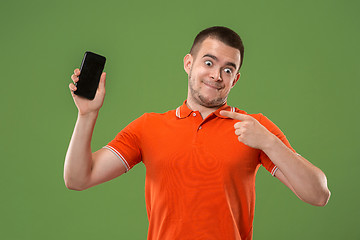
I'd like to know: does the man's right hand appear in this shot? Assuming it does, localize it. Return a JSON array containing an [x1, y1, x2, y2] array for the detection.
[[69, 68, 107, 116], [65, 68, 127, 191]]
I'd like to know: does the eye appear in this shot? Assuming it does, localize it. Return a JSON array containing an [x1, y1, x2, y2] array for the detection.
[[224, 68, 232, 74], [205, 60, 212, 66]]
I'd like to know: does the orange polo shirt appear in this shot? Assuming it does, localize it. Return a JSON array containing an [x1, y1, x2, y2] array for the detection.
[[104, 101, 295, 240]]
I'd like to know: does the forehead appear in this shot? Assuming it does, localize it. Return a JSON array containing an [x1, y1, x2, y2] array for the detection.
[[195, 37, 241, 67]]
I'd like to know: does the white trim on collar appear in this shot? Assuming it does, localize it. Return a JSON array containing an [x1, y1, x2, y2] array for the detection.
[[176, 107, 180, 118]]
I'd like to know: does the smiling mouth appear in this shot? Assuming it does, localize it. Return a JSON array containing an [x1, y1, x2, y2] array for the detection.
[[202, 81, 222, 90]]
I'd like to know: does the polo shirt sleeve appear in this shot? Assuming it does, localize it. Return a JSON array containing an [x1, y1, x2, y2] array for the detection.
[[258, 113, 297, 176], [103, 115, 144, 173]]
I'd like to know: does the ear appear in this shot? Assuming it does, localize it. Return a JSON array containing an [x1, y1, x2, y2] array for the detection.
[[231, 72, 241, 88], [183, 54, 193, 74]]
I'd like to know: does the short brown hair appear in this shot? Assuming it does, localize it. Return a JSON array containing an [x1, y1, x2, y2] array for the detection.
[[190, 26, 245, 70]]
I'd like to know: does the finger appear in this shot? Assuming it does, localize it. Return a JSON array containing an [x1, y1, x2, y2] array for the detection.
[[234, 121, 244, 129], [235, 129, 242, 136], [98, 72, 106, 91], [74, 68, 80, 76], [69, 83, 77, 92], [71, 74, 79, 83], [220, 110, 248, 121]]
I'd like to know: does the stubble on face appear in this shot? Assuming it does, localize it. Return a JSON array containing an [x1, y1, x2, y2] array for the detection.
[[188, 68, 227, 108]]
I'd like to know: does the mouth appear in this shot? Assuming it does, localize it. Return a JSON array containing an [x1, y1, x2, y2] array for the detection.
[[202, 81, 222, 90]]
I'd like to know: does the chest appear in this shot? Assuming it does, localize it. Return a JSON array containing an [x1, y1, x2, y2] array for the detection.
[[141, 117, 261, 178]]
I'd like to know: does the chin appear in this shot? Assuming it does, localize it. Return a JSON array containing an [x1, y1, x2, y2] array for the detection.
[[198, 95, 226, 108]]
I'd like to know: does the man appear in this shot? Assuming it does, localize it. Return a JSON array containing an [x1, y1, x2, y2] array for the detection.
[[65, 26, 330, 240]]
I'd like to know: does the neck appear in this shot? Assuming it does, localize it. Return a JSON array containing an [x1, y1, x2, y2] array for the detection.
[[186, 98, 225, 119]]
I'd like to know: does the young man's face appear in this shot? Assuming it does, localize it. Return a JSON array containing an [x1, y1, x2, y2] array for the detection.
[[184, 37, 241, 108]]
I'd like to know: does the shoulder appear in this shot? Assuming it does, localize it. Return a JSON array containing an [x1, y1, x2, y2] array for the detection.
[[122, 109, 176, 135], [142, 108, 176, 119], [136, 108, 177, 124]]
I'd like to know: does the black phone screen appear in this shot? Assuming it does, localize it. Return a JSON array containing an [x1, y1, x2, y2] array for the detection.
[[74, 51, 106, 100]]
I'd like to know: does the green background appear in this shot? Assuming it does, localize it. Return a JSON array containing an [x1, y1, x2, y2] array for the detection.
[[1, 0, 359, 239]]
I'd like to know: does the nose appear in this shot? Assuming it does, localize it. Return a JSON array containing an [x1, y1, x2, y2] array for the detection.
[[210, 68, 222, 81]]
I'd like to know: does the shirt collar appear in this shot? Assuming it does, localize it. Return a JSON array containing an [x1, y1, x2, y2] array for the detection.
[[175, 100, 236, 119]]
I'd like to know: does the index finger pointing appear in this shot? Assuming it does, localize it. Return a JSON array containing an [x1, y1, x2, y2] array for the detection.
[[219, 110, 248, 121]]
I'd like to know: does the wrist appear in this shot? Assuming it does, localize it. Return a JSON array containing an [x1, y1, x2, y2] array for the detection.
[[78, 110, 99, 119], [261, 133, 279, 153]]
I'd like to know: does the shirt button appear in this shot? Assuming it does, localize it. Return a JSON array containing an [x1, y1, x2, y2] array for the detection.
[[198, 126, 202, 130], [192, 113, 196, 117]]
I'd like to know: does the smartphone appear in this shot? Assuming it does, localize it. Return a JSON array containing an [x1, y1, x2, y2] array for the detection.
[[74, 51, 106, 100]]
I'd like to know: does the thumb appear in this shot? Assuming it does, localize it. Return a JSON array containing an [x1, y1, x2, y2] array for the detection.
[[99, 72, 106, 91]]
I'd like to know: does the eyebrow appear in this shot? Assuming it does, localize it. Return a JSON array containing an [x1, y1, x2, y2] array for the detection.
[[202, 54, 238, 70]]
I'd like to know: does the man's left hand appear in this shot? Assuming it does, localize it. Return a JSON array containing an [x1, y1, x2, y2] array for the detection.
[[220, 110, 275, 150]]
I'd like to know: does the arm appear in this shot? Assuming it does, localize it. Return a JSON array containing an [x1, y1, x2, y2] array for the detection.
[[64, 69, 126, 191], [263, 136, 330, 206], [220, 110, 331, 206]]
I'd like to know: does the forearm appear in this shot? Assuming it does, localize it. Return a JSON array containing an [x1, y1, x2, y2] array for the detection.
[[64, 111, 99, 190], [263, 135, 330, 206]]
